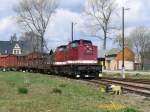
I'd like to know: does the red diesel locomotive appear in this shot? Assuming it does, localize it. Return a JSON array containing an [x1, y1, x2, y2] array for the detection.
[[0, 39, 102, 78], [48, 39, 102, 78]]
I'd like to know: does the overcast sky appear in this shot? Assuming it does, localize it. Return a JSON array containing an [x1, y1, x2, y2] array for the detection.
[[0, 0, 149, 52]]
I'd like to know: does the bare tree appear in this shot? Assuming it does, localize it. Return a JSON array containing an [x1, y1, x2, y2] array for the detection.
[[84, 0, 117, 51], [10, 33, 17, 42], [20, 32, 41, 52], [114, 34, 133, 50], [144, 43, 150, 60], [130, 27, 150, 70], [14, 0, 58, 52]]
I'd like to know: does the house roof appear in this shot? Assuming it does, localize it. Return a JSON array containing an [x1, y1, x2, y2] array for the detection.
[[0, 41, 30, 55], [105, 47, 135, 61], [116, 47, 135, 61], [106, 48, 120, 56]]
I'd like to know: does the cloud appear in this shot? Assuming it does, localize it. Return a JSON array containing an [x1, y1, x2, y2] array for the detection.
[[0, 16, 19, 40], [59, 0, 85, 12], [0, 0, 150, 51], [116, 0, 150, 24], [45, 8, 83, 49], [0, 0, 18, 12]]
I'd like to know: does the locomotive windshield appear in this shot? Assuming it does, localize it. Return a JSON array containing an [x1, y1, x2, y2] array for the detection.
[[70, 40, 92, 48], [57, 46, 66, 51], [71, 42, 79, 48], [82, 40, 92, 45]]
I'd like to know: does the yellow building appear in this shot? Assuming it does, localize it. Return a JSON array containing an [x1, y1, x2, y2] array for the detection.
[[105, 48, 135, 70]]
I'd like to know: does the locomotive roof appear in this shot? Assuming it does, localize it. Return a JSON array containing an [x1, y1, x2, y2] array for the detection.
[[70, 40, 92, 44], [57, 45, 67, 48]]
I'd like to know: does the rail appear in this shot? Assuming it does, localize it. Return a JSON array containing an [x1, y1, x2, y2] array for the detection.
[[87, 78, 150, 97]]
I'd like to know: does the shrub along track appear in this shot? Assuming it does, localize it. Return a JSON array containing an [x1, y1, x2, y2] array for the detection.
[[86, 77, 150, 97]]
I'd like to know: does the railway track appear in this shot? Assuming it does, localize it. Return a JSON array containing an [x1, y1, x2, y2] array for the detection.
[[102, 77, 150, 84], [87, 78, 150, 97]]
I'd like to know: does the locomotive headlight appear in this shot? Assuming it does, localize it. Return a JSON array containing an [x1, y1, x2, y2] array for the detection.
[[88, 47, 92, 50], [85, 45, 93, 53], [99, 73, 102, 77], [85, 75, 89, 77], [76, 75, 80, 78]]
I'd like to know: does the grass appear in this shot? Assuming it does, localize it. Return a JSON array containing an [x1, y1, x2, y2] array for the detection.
[[0, 71, 142, 112], [103, 72, 150, 79]]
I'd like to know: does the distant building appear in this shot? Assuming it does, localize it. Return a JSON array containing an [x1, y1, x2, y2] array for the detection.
[[135, 54, 150, 71], [0, 41, 31, 55], [105, 47, 135, 70], [104, 48, 119, 70], [143, 58, 150, 70], [134, 54, 141, 70]]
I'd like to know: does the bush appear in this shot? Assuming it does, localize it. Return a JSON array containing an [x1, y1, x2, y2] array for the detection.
[[8, 82, 15, 87], [102, 72, 107, 76], [52, 88, 62, 94], [18, 87, 28, 94], [144, 97, 150, 101], [115, 73, 121, 76], [135, 73, 141, 76], [59, 83, 67, 88], [124, 108, 138, 112]]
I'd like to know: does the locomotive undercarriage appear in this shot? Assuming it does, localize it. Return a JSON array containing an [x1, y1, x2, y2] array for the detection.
[[4, 64, 102, 78], [33, 64, 102, 78]]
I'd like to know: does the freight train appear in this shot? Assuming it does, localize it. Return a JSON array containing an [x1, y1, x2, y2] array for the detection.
[[0, 39, 102, 78]]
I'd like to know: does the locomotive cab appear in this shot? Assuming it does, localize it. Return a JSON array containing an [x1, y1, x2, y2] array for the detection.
[[65, 40, 101, 78], [67, 40, 97, 64]]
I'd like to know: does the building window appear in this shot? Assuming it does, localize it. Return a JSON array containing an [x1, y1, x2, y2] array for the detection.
[[17, 50, 19, 54], [13, 49, 21, 55], [5, 50, 8, 54], [14, 50, 16, 54], [12, 43, 21, 55]]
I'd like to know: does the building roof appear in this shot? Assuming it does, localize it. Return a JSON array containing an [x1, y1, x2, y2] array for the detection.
[[106, 48, 120, 56], [0, 41, 30, 55], [105, 47, 135, 61], [116, 47, 135, 61]]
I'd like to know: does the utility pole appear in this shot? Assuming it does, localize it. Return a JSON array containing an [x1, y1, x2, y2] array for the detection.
[[71, 22, 74, 42], [122, 7, 125, 79]]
